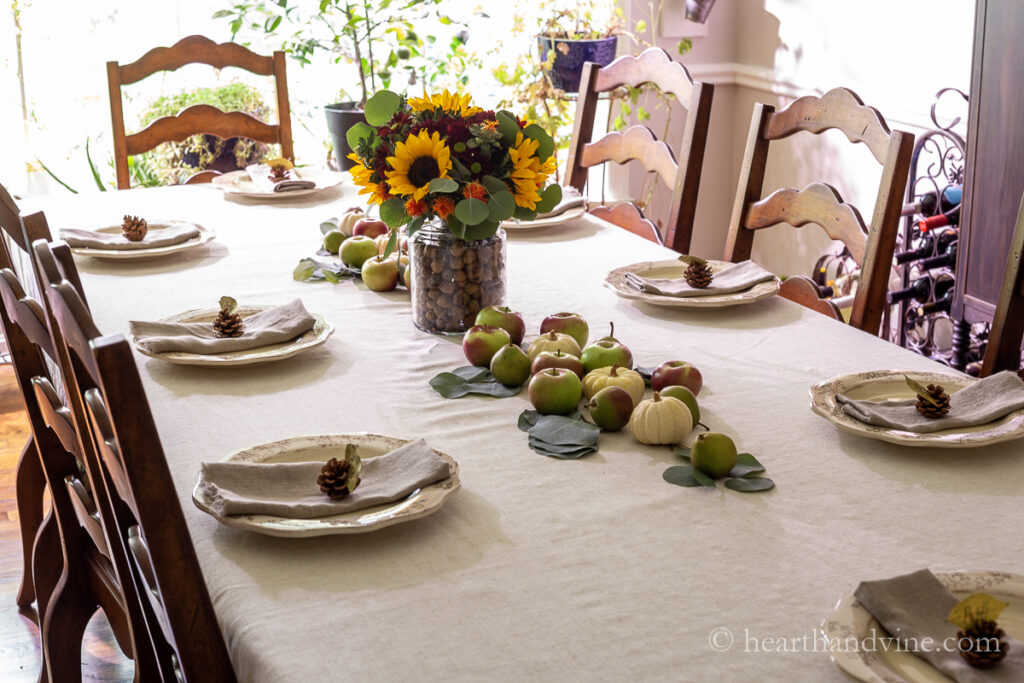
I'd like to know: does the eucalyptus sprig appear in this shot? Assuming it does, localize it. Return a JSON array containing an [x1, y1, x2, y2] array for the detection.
[[663, 445, 775, 493]]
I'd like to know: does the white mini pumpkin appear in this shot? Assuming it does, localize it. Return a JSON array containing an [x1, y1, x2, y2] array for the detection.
[[337, 209, 365, 237], [583, 364, 645, 406], [628, 392, 694, 445]]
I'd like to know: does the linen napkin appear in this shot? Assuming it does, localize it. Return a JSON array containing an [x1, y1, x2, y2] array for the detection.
[[196, 439, 451, 518], [60, 222, 201, 250], [854, 569, 1024, 682], [536, 187, 587, 219], [245, 164, 317, 193], [836, 371, 1024, 433], [623, 260, 777, 297], [129, 299, 316, 354]]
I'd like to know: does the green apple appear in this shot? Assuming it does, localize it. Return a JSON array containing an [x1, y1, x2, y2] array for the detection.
[[581, 322, 633, 373], [475, 306, 526, 345], [340, 235, 379, 269], [587, 385, 634, 431], [323, 229, 346, 255], [489, 344, 532, 386], [659, 385, 699, 424], [540, 312, 589, 348], [527, 330, 581, 361], [463, 325, 511, 367], [531, 350, 584, 378], [361, 256, 399, 291], [690, 432, 738, 479], [528, 368, 583, 415]]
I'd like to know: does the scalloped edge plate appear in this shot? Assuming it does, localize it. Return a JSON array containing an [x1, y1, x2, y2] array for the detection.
[[823, 570, 1024, 682], [192, 433, 460, 537], [604, 259, 780, 309], [67, 221, 215, 261], [130, 304, 334, 367], [809, 370, 1024, 448], [212, 167, 344, 198], [501, 205, 587, 230]]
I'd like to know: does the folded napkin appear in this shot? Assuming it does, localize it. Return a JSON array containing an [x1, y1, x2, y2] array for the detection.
[[624, 259, 777, 297], [855, 569, 1024, 682], [129, 299, 316, 355], [837, 371, 1024, 433], [536, 187, 587, 219], [197, 439, 451, 518], [245, 164, 317, 193], [60, 223, 201, 250]]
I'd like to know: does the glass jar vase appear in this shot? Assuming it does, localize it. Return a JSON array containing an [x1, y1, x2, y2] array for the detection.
[[409, 219, 506, 335]]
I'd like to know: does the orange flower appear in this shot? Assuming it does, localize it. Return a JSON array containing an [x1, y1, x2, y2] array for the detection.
[[481, 119, 499, 132], [433, 196, 456, 220], [463, 182, 487, 201], [405, 197, 428, 217]]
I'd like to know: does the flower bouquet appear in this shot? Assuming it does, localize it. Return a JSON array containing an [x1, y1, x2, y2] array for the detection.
[[345, 89, 562, 240]]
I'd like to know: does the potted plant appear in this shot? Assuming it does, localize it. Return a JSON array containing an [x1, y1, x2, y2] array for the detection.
[[216, 0, 472, 169], [536, 0, 622, 92], [346, 89, 561, 334]]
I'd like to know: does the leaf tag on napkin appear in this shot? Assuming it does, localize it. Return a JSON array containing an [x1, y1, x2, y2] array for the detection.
[[677, 254, 708, 267], [948, 593, 1009, 630], [219, 296, 239, 315], [904, 375, 941, 407], [344, 443, 362, 492]]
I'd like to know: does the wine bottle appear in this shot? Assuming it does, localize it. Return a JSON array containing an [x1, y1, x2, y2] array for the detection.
[[919, 241, 958, 270], [894, 229, 958, 265], [887, 276, 932, 304], [900, 186, 961, 217], [916, 290, 953, 316]]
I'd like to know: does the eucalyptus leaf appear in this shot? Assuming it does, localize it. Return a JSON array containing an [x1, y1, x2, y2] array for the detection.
[[428, 177, 459, 193], [293, 259, 316, 282], [219, 296, 238, 314], [451, 157, 471, 179], [487, 191, 516, 222], [529, 415, 599, 447], [724, 477, 775, 493], [691, 469, 717, 487], [364, 90, 401, 126], [518, 409, 542, 432], [455, 197, 489, 226], [672, 445, 691, 458], [320, 219, 339, 235], [513, 205, 538, 220], [635, 366, 658, 385], [379, 197, 408, 228], [663, 465, 703, 487], [463, 220, 498, 241], [527, 436, 596, 459], [480, 175, 509, 195], [495, 111, 521, 142], [727, 453, 765, 478], [533, 184, 562, 214], [382, 229, 398, 260], [323, 270, 341, 284], [523, 123, 555, 162], [346, 122, 375, 153], [429, 368, 520, 399], [405, 214, 427, 239], [451, 366, 492, 382]]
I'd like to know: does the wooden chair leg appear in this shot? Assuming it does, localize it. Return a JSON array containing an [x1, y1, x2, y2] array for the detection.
[[41, 568, 96, 683], [16, 436, 45, 607], [32, 512, 61, 632]]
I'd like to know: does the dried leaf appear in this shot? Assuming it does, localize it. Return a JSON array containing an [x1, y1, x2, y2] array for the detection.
[[904, 375, 939, 406], [948, 594, 1009, 630], [344, 444, 362, 493], [219, 296, 238, 315], [677, 254, 708, 267]]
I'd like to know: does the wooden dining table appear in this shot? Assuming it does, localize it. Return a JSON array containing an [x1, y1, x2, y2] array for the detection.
[[21, 183, 1024, 681]]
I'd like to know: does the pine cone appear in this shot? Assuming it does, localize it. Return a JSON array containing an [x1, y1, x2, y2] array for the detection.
[[958, 620, 1008, 669], [269, 165, 291, 184], [121, 215, 148, 242], [684, 260, 713, 288], [212, 310, 245, 338], [317, 457, 360, 499], [915, 383, 950, 418]]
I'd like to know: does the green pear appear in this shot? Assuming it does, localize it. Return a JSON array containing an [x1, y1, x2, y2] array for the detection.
[[659, 385, 699, 424], [587, 386, 634, 431], [690, 432, 738, 479], [489, 344, 532, 387]]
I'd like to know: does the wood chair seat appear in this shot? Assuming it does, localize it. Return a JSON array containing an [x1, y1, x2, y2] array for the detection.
[[107, 35, 293, 189], [566, 47, 713, 252], [779, 275, 843, 321]]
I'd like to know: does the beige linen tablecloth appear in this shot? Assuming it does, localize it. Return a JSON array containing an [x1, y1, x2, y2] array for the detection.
[[28, 185, 1024, 682]]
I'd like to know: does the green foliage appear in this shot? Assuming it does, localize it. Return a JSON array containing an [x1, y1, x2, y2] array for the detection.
[[429, 366, 521, 399], [517, 409, 599, 459], [665, 445, 775, 494]]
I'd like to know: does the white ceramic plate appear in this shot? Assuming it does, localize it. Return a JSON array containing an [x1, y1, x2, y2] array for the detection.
[[67, 221, 215, 261], [823, 571, 1024, 682], [501, 205, 587, 230], [809, 370, 1024, 448], [192, 433, 461, 537], [130, 304, 334, 367], [211, 167, 345, 198], [604, 259, 780, 309]]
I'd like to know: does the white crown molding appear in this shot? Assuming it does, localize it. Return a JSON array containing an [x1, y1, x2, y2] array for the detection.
[[685, 61, 935, 132]]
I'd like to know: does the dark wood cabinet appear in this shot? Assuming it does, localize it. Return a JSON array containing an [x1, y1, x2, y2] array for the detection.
[[954, 0, 1024, 324]]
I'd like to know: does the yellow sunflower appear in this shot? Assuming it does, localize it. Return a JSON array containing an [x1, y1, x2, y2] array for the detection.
[[385, 130, 453, 201], [508, 132, 557, 209], [347, 155, 388, 205], [407, 89, 483, 118]]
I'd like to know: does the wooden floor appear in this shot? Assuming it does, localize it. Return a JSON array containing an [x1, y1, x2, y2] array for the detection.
[[0, 364, 133, 681]]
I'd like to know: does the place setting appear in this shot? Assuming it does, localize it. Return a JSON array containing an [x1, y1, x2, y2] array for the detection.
[[192, 433, 460, 537], [605, 254, 781, 309], [128, 296, 334, 367], [810, 370, 1024, 448], [211, 157, 346, 200], [60, 213, 215, 260], [500, 185, 588, 231]]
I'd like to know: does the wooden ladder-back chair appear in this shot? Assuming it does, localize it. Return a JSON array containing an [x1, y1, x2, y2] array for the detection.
[[565, 47, 713, 252], [724, 87, 914, 334], [107, 34, 293, 189], [43, 271, 236, 681], [981, 192, 1024, 376]]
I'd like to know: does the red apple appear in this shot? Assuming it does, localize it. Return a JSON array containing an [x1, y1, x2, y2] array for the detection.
[[651, 360, 703, 395], [530, 350, 584, 378], [361, 256, 399, 292], [540, 312, 589, 348], [475, 306, 526, 345], [528, 368, 583, 415], [462, 325, 511, 367], [353, 218, 389, 239]]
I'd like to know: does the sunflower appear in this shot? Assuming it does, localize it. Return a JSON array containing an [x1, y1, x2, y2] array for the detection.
[[347, 155, 390, 205], [508, 132, 556, 209], [407, 89, 482, 118], [386, 130, 453, 201]]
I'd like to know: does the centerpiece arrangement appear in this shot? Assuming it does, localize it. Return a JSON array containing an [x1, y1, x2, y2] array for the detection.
[[346, 89, 562, 334]]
